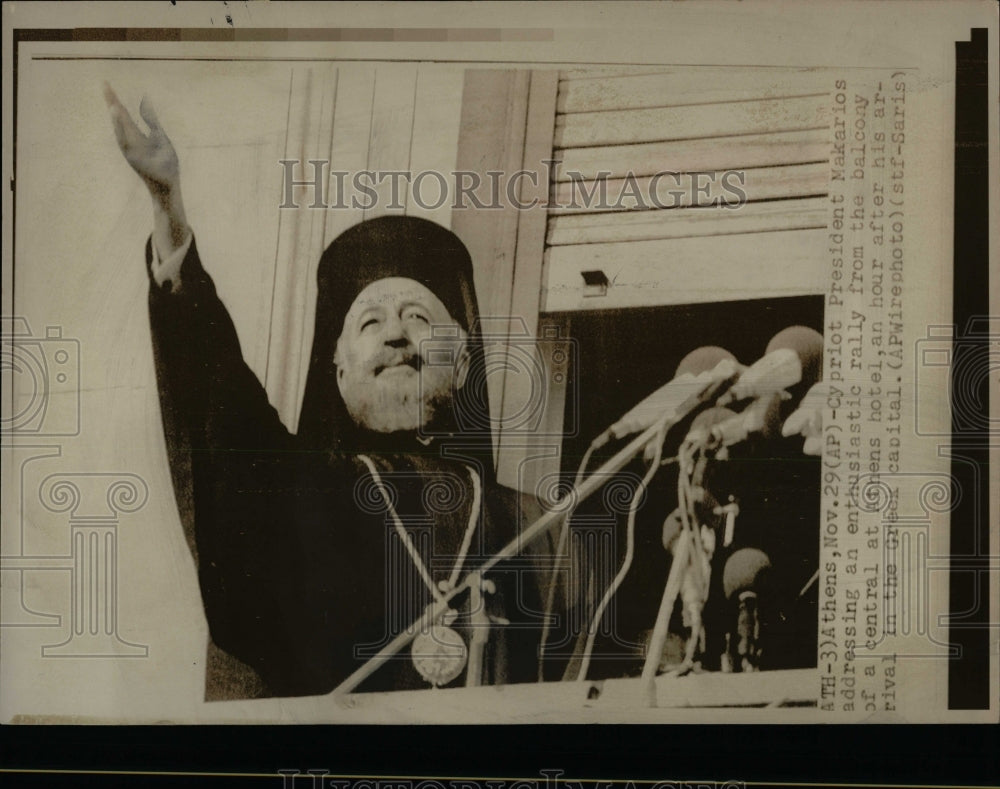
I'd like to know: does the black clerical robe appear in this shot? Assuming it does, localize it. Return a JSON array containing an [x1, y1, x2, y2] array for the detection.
[[147, 237, 544, 698]]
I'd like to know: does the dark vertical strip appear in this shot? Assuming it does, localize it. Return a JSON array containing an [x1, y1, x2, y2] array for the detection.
[[11, 31, 20, 316], [949, 27, 989, 710]]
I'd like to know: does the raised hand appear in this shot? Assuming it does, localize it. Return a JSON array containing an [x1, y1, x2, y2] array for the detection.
[[104, 83, 180, 198], [104, 83, 189, 255]]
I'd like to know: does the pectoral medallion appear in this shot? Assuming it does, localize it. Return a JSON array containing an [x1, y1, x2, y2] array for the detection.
[[411, 623, 468, 687], [356, 455, 481, 689]]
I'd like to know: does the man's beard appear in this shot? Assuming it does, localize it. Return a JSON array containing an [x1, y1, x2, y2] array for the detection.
[[339, 355, 455, 434]]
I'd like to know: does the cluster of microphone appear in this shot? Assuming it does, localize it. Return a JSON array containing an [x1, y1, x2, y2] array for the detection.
[[601, 326, 824, 674], [606, 324, 825, 451]]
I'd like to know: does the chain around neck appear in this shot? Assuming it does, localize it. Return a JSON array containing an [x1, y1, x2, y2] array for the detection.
[[357, 454, 482, 603]]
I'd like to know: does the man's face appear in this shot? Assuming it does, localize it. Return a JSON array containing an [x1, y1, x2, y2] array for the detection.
[[335, 277, 468, 434]]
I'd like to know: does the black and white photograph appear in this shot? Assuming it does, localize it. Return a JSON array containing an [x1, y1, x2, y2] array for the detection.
[[1, 0, 996, 736]]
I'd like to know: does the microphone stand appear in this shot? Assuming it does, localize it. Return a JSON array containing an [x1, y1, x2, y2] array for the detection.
[[640, 516, 695, 707], [465, 571, 496, 687], [331, 413, 675, 696], [639, 438, 715, 707]]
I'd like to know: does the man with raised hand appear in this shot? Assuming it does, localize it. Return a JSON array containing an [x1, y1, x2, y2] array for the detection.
[[105, 84, 546, 700]]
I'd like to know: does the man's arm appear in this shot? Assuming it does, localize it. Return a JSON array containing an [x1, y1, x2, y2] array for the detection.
[[105, 86, 310, 693], [104, 83, 291, 449]]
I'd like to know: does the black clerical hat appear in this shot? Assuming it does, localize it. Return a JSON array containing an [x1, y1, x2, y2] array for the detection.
[[316, 215, 477, 334], [297, 215, 491, 466]]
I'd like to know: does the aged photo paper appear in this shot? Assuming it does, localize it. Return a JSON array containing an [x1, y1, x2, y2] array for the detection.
[[2, 1, 997, 724]]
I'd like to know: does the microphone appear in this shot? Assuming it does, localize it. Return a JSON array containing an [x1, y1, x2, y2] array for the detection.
[[766, 325, 823, 392], [781, 380, 828, 456], [684, 405, 739, 447], [606, 347, 742, 441], [716, 325, 823, 407], [722, 547, 770, 673], [707, 391, 785, 447], [716, 347, 801, 407], [675, 345, 739, 379], [766, 326, 825, 453], [722, 547, 771, 601], [709, 326, 824, 445]]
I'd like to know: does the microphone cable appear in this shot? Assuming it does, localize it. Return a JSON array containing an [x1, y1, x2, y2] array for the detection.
[[536, 439, 595, 682], [576, 419, 668, 682]]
